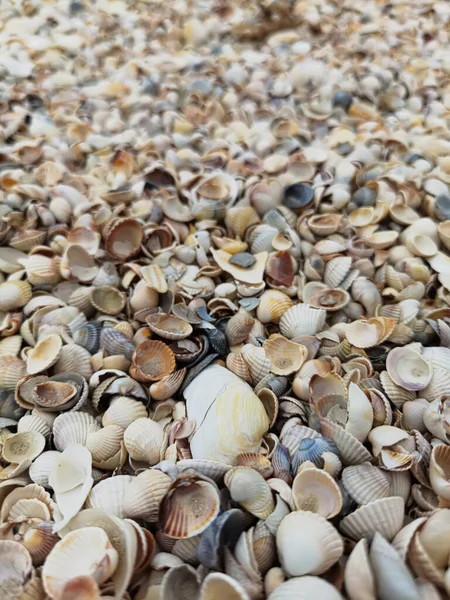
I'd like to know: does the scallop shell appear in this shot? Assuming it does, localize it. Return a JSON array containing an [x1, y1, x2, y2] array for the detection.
[[256, 290, 293, 324], [90, 286, 126, 315], [53, 411, 101, 452], [226, 353, 252, 383], [320, 418, 373, 466], [124, 418, 165, 465], [123, 469, 172, 522], [0, 281, 32, 311], [339, 496, 405, 541], [102, 396, 148, 429], [86, 475, 134, 518], [86, 425, 125, 470], [131, 340, 176, 382], [146, 313, 193, 340], [72, 322, 101, 353], [276, 511, 343, 577], [279, 304, 326, 338], [140, 264, 168, 293], [225, 313, 255, 346], [150, 368, 186, 401], [292, 467, 342, 518], [100, 328, 135, 360], [26, 334, 62, 375], [18, 414, 52, 437], [159, 472, 220, 539], [105, 218, 144, 260], [341, 463, 392, 504], [0, 356, 27, 390], [241, 344, 271, 385], [224, 467, 275, 519], [42, 527, 118, 599], [263, 336, 307, 376], [52, 344, 93, 379]]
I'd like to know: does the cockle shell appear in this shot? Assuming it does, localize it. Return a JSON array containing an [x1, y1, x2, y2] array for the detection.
[[105, 218, 144, 260], [146, 313, 193, 340], [0, 281, 32, 311], [53, 411, 100, 452], [86, 475, 134, 518], [339, 496, 405, 541], [268, 577, 344, 600], [386, 346, 432, 391], [279, 304, 326, 338], [429, 444, 450, 501], [184, 365, 269, 464], [102, 396, 148, 429], [124, 469, 172, 521], [276, 511, 343, 577], [26, 334, 62, 375], [224, 467, 274, 519], [263, 336, 307, 376], [344, 539, 375, 600], [131, 340, 176, 382], [256, 290, 293, 324], [291, 467, 342, 518], [124, 418, 166, 465], [241, 344, 271, 385], [2, 431, 45, 463]]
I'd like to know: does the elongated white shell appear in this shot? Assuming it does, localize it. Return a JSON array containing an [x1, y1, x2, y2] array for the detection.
[[184, 365, 269, 464]]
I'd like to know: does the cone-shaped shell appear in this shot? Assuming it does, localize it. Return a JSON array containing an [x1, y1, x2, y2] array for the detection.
[[0, 281, 32, 311], [105, 218, 144, 260], [279, 304, 326, 338], [268, 577, 344, 600], [263, 336, 307, 376], [276, 511, 343, 577], [27, 334, 62, 375], [146, 313, 193, 340], [339, 496, 405, 541], [386, 346, 432, 391], [131, 340, 176, 382], [184, 365, 269, 464], [86, 475, 134, 518], [124, 418, 165, 465], [292, 467, 342, 518], [42, 527, 118, 600], [124, 469, 172, 521], [224, 467, 275, 518], [159, 472, 220, 539], [256, 290, 293, 324]]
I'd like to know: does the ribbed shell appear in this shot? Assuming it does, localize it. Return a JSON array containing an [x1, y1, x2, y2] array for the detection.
[[102, 396, 148, 429], [123, 469, 172, 521], [52, 344, 93, 379], [339, 496, 405, 541], [86, 475, 134, 518], [53, 411, 101, 452], [123, 418, 165, 465], [256, 290, 293, 324], [279, 304, 326, 338]]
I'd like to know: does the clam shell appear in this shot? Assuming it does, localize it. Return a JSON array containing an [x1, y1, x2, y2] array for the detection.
[[17, 414, 52, 437], [320, 417, 373, 465], [263, 336, 307, 376], [42, 527, 118, 599], [0, 357, 27, 391], [226, 353, 252, 383], [177, 459, 232, 483], [211, 249, 268, 285], [276, 511, 343, 577], [124, 469, 172, 521], [0, 281, 32, 311], [86, 475, 134, 518], [0, 540, 32, 588], [237, 453, 273, 479], [339, 496, 405, 541], [225, 312, 254, 346], [386, 346, 432, 391], [429, 444, 450, 501], [146, 313, 193, 340], [341, 463, 392, 504], [105, 218, 144, 260], [279, 304, 326, 338], [344, 539, 375, 600], [29, 451, 61, 488], [124, 418, 165, 465], [102, 396, 148, 429], [159, 472, 220, 539], [161, 564, 200, 600], [53, 411, 100, 452], [224, 466, 275, 519], [292, 467, 342, 518], [131, 340, 176, 382], [256, 290, 293, 324], [267, 576, 343, 600], [241, 344, 271, 385], [32, 381, 77, 411], [26, 334, 62, 375], [72, 322, 101, 353], [100, 327, 135, 360], [52, 344, 93, 379], [90, 286, 126, 316], [86, 425, 125, 469], [2, 431, 45, 463], [130, 280, 159, 312]]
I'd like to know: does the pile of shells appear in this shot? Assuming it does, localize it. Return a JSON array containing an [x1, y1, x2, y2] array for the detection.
[[3, 0, 450, 598]]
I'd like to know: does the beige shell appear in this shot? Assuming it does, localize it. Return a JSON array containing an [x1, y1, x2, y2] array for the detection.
[[224, 467, 275, 519], [150, 368, 186, 401], [279, 304, 326, 338], [123, 469, 172, 521], [225, 312, 255, 346], [241, 344, 271, 385], [292, 467, 342, 518], [105, 218, 144, 260], [130, 280, 159, 312], [32, 381, 77, 411], [60, 244, 98, 282], [276, 511, 343, 577], [124, 418, 166, 465], [226, 353, 252, 383], [146, 313, 193, 340], [344, 539, 376, 600], [0, 356, 27, 390], [0, 540, 33, 591], [90, 286, 126, 315], [102, 396, 148, 429], [339, 496, 405, 541], [200, 573, 249, 600], [386, 346, 432, 391], [256, 290, 293, 324], [18, 414, 52, 437], [86, 425, 126, 470], [0, 280, 32, 311], [26, 334, 62, 375], [341, 463, 392, 505], [159, 473, 220, 539], [86, 475, 134, 518], [140, 264, 168, 293], [267, 577, 343, 600], [2, 431, 45, 463], [53, 411, 101, 452], [131, 340, 176, 382], [211, 249, 268, 285], [429, 444, 450, 501], [263, 336, 307, 376], [29, 451, 61, 488], [42, 527, 118, 599]]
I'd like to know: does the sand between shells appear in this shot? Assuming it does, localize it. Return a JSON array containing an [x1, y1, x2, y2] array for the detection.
[[2, 0, 450, 598]]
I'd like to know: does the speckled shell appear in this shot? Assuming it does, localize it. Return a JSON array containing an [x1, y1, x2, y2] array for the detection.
[[184, 365, 269, 465]]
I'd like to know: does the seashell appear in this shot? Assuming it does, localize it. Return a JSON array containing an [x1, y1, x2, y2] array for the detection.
[[309, 288, 350, 312], [0, 281, 32, 311], [177, 459, 232, 483], [29, 451, 61, 488], [150, 368, 186, 401], [341, 463, 392, 505], [237, 453, 273, 479], [320, 418, 372, 466], [86, 475, 134, 518], [18, 414, 52, 437], [86, 425, 125, 470], [241, 344, 271, 385], [429, 444, 450, 501], [161, 564, 200, 600], [379, 371, 415, 408], [52, 344, 93, 379], [267, 576, 343, 600], [386, 346, 432, 391], [72, 322, 102, 353], [402, 398, 428, 432], [90, 286, 126, 315], [0, 540, 33, 592], [105, 218, 144, 260], [200, 572, 250, 600], [32, 381, 77, 411], [124, 418, 165, 465], [283, 183, 314, 209], [60, 245, 98, 282], [345, 318, 396, 349], [21, 255, 62, 286], [124, 469, 172, 521], [10, 229, 47, 252], [292, 467, 342, 518], [185, 365, 269, 464], [102, 396, 148, 429], [146, 313, 193, 340], [263, 335, 307, 376], [211, 249, 268, 285], [324, 256, 352, 288], [53, 411, 100, 452], [131, 340, 176, 382], [339, 496, 405, 541], [159, 472, 220, 539], [42, 527, 118, 599], [279, 304, 326, 338], [224, 466, 275, 519], [226, 353, 252, 383], [100, 327, 135, 360], [225, 312, 255, 346], [141, 264, 168, 293], [256, 290, 293, 324], [229, 253, 256, 268], [130, 280, 159, 312], [344, 539, 375, 600], [276, 511, 343, 577], [2, 431, 45, 463], [26, 334, 62, 375]]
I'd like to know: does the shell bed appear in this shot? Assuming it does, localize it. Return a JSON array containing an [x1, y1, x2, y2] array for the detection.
[[0, 0, 450, 598]]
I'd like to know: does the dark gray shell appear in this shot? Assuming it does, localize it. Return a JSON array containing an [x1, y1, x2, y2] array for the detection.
[[283, 183, 314, 209], [228, 252, 256, 268]]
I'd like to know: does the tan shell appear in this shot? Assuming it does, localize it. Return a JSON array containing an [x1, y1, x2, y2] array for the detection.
[[279, 304, 326, 338], [200, 573, 249, 600], [292, 467, 342, 518], [124, 418, 166, 465], [86, 425, 126, 470], [429, 444, 450, 501], [159, 472, 220, 539], [146, 313, 193, 340], [2, 431, 45, 463], [123, 469, 172, 521], [256, 290, 293, 324], [150, 368, 186, 401], [86, 475, 134, 518], [131, 340, 176, 382], [52, 344, 93, 380], [27, 334, 62, 375], [225, 312, 255, 346], [339, 496, 405, 541], [105, 218, 144, 260], [0, 281, 32, 311], [225, 467, 275, 519], [102, 396, 148, 429], [263, 335, 307, 376], [211, 249, 268, 285], [90, 286, 126, 315], [32, 381, 77, 411], [53, 411, 101, 452], [344, 539, 375, 600], [0, 356, 27, 390], [140, 264, 168, 293]]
